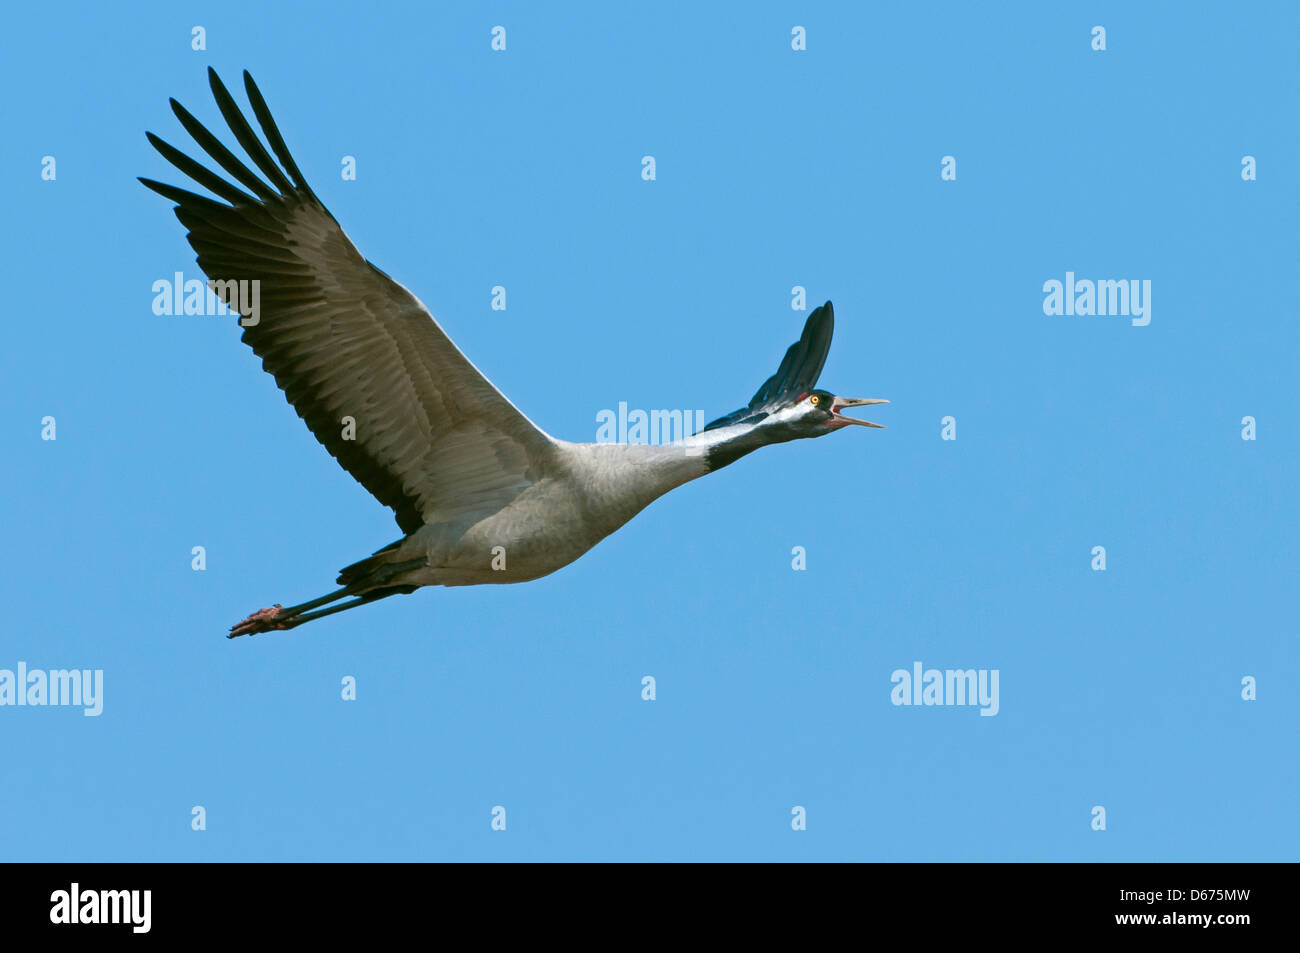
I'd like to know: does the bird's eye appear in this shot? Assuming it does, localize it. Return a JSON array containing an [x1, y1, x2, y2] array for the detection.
[[809, 394, 820, 405]]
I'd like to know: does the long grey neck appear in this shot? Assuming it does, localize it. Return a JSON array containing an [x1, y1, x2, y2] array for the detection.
[[561, 420, 794, 504], [553, 422, 795, 543]]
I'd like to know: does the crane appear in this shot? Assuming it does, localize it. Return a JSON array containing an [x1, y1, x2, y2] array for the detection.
[[139, 69, 888, 638]]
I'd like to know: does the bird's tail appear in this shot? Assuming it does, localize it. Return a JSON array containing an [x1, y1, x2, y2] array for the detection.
[[336, 539, 425, 590]]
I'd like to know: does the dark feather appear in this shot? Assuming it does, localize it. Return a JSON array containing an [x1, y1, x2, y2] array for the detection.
[[703, 302, 835, 432]]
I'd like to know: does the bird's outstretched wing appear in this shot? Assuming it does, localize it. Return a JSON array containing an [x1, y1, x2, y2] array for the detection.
[[702, 302, 835, 431], [141, 69, 557, 534]]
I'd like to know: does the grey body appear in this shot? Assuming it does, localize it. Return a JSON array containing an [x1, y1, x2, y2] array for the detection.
[[398, 437, 713, 588]]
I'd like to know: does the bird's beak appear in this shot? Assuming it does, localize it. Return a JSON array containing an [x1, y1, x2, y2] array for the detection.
[[829, 396, 889, 429]]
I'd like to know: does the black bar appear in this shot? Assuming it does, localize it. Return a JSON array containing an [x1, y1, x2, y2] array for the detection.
[[0, 862, 1282, 938]]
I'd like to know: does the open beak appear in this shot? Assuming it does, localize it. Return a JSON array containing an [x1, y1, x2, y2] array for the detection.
[[829, 396, 889, 429]]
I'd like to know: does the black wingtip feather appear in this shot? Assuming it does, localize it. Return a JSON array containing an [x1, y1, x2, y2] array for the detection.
[[167, 96, 280, 203], [145, 131, 258, 206], [242, 70, 320, 203], [137, 175, 229, 215], [150, 71, 322, 213], [207, 68, 296, 195]]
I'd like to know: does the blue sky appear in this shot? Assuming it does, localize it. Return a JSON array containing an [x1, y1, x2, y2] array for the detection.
[[2, 1, 1296, 860]]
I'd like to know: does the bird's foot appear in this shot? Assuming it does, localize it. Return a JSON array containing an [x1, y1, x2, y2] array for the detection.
[[229, 604, 288, 639]]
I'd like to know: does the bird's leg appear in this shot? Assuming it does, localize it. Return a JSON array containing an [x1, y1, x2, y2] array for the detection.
[[228, 583, 418, 639], [270, 591, 393, 631], [229, 586, 352, 638]]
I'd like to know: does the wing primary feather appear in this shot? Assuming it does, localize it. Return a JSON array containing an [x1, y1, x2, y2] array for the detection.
[[168, 98, 279, 202], [138, 176, 236, 215], [206, 67, 297, 196], [242, 70, 321, 204], [145, 132, 258, 206]]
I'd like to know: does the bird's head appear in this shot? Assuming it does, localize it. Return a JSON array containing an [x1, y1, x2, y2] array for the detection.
[[699, 302, 889, 463], [776, 389, 889, 438]]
